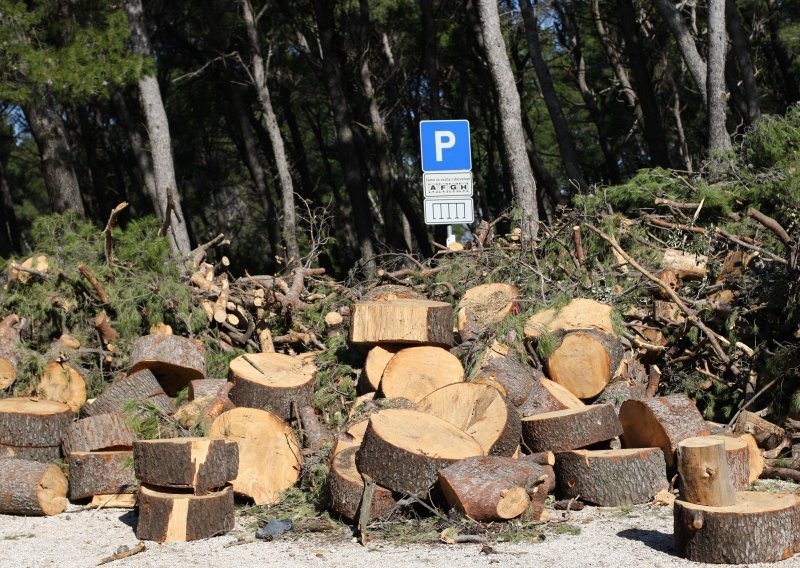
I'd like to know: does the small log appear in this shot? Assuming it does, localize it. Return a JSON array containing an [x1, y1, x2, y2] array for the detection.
[[472, 350, 540, 407], [545, 330, 624, 399], [298, 405, 328, 452], [228, 353, 316, 420], [555, 448, 669, 506], [128, 335, 206, 396], [0, 315, 20, 389], [189, 379, 228, 401], [67, 450, 136, 500], [519, 451, 556, 466], [619, 394, 709, 469], [213, 274, 230, 324], [0, 398, 71, 448], [520, 378, 584, 417], [208, 408, 301, 505], [661, 249, 708, 279], [173, 385, 235, 430], [84, 370, 176, 417], [438, 456, 553, 521], [733, 410, 786, 450], [148, 323, 173, 335], [377, 346, 464, 403], [674, 492, 800, 564], [355, 409, 483, 495], [676, 438, 736, 506], [739, 433, 764, 483], [703, 434, 751, 490], [456, 283, 519, 340], [521, 404, 622, 453], [327, 447, 397, 521], [349, 300, 453, 346], [361, 345, 403, 394], [417, 382, 520, 456], [0, 458, 68, 516], [36, 361, 87, 413], [133, 438, 238, 494], [523, 298, 615, 340], [0, 444, 61, 462], [136, 484, 234, 542], [63, 413, 134, 454]]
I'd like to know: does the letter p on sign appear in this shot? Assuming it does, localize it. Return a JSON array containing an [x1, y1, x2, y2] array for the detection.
[[420, 120, 471, 172]]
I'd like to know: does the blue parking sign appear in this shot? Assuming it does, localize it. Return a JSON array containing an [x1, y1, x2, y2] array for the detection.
[[420, 120, 471, 172]]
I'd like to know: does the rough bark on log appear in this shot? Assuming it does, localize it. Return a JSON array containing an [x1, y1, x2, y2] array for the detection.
[[457, 283, 519, 340], [349, 300, 453, 346], [619, 394, 709, 469], [133, 438, 238, 494], [84, 369, 176, 417], [377, 346, 464, 403], [67, 450, 136, 500], [546, 330, 624, 399], [228, 353, 316, 420], [0, 458, 68, 516], [0, 444, 61, 462], [355, 409, 484, 495], [521, 404, 622, 453], [298, 405, 328, 451], [472, 350, 540, 407], [128, 335, 206, 396], [63, 413, 134, 454], [136, 484, 234, 542], [189, 379, 228, 401], [674, 492, 800, 564], [520, 377, 584, 417], [555, 448, 668, 506], [676, 438, 736, 506], [327, 447, 397, 521], [208, 408, 301, 505], [362, 285, 425, 302], [35, 361, 87, 413], [0, 398, 71, 448], [438, 456, 553, 521], [417, 382, 520, 456], [733, 410, 786, 450], [361, 345, 403, 394], [0, 315, 20, 390]]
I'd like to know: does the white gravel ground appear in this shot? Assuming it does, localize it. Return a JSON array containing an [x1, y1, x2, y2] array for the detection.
[[2, 482, 800, 568]]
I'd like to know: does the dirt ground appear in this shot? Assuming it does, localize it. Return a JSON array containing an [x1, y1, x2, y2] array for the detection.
[[3, 481, 800, 568]]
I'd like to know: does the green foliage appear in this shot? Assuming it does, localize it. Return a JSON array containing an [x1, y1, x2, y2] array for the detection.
[[744, 105, 800, 169]]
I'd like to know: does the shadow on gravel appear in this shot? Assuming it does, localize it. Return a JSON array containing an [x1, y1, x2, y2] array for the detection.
[[118, 510, 138, 530], [617, 528, 678, 558]]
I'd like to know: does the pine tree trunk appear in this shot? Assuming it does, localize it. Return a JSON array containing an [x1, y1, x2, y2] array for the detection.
[[652, 0, 708, 100], [766, 0, 800, 104], [726, 0, 760, 124], [0, 164, 21, 256], [110, 89, 158, 209], [707, 0, 732, 154]]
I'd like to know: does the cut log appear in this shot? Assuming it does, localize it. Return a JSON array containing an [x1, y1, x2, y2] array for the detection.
[[128, 335, 206, 396], [519, 451, 556, 466], [0, 458, 67, 516], [89, 493, 137, 508], [545, 330, 624, 399], [0, 315, 20, 390], [377, 346, 464, 403], [661, 248, 708, 279], [35, 361, 87, 413], [149, 323, 173, 335], [133, 438, 238, 494], [189, 379, 228, 401], [417, 382, 520, 456], [228, 353, 316, 420], [355, 409, 484, 495], [67, 450, 136, 500], [0, 398, 71, 448], [521, 404, 622, 453], [208, 408, 301, 505], [619, 395, 710, 469], [472, 341, 510, 375], [63, 413, 134, 454], [471, 349, 540, 407], [457, 283, 519, 340], [362, 285, 425, 302], [677, 438, 736, 506], [674, 492, 800, 564], [331, 420, 369, 458], [438, 456, 553, 522], [361, 345, 403, 394], [703, 434, 751, 490], [173, 386, 234, 430], [84, 369, 176, 417], [327, 447, 397, 522], [595, 380, 647, 411], [349, 300, 453, 346], [136, 484, 234, 542], [0, 444, 61, 462], [555, 448, 668, 506], [733, 410, 786, 450], [524, 298, 614, 340], [520, 378, 584, 417], [740, 433, 764, 483]]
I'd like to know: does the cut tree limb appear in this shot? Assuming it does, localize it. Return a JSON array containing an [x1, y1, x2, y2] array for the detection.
[[67, 450, 136, 500], [349, 300, 453, 346], [733, 410, 786, 450], [136, 484, 234, 542], [521, 404, 622, 453], [676, 438, 736, 506], [63, 413, 134, 454], [0, 397, 71, 448], [0, 458, 68, 516], [84, 369, 176, 417]]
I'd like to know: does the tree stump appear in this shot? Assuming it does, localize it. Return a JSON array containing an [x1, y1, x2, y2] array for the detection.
[[471, 350, 540, 407], [355, 409, 484, 495], [84, 370, 176, 417], [619, 394, 709, 469], [377, 346, 464, 403], [0, 315, 20, 390], [228, 352, 316, 420], [674, 492, 800, 564], [327, 447, 397, 521], [208, 408, 301, 505], [520, 378, 584, 417], [361, 345, 403, 394], [349, 300, 453, 346], [0, 458, 68, 516], [417, 382, 520, 456], [128, 335, 206, 396], [677, 438, 736, 506], [438, 456, 554, 521], [133, 438, 238, 494], [67, 451, 136, 500], [703, 434, 752, 490], [35, 361, 87, 413], [733, 410, 786, 450], [521, 404, 622, 453], [0, 398, 71, 451], [136, 484, 234, 542], [189, 379, 228, 401], [545, 330, 624, 399], [63, 413, 134, 454], [555, 448, 669, 506], [456, 283, 519, 340]]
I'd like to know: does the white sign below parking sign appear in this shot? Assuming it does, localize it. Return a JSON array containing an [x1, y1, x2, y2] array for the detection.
[[423, 172, 473, 198], [424, 198, 474, 225]]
